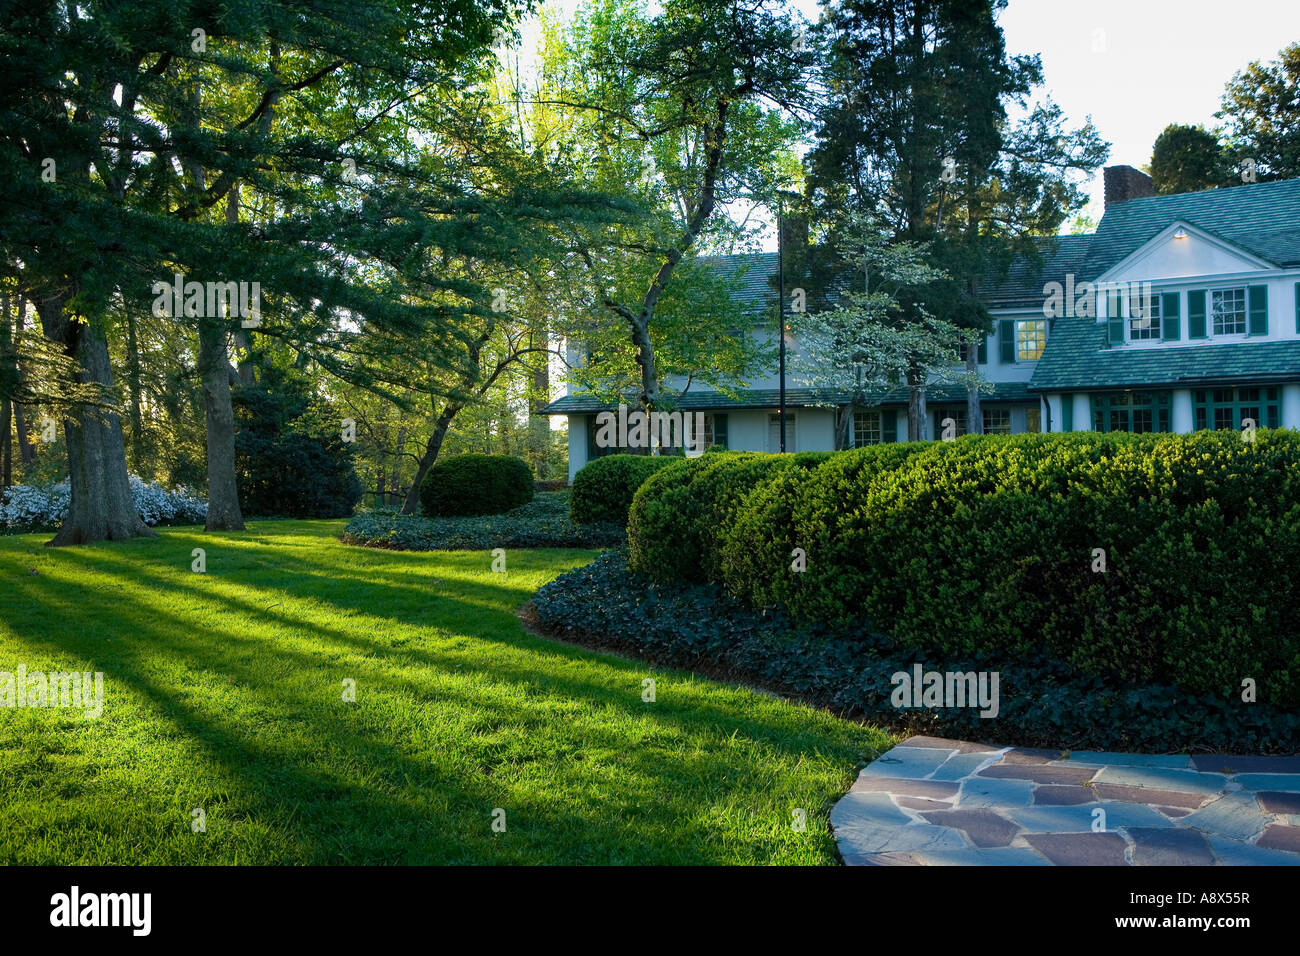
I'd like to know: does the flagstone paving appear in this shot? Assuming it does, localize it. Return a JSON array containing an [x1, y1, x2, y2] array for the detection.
[[831, 736, 1300, 865]]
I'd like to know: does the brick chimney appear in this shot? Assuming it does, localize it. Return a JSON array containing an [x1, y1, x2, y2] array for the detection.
[[1103, 165, 1155, 208]]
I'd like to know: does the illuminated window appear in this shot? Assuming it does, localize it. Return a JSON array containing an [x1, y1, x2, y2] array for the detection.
[[1016, 320, 1047, 361]]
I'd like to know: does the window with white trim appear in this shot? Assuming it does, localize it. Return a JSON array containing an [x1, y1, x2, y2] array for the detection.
[[853, 410, 881, 447], [1016, 319, 1046, 361], [1128, 290, 1161, 341], [1211, 288, 1247, 336]]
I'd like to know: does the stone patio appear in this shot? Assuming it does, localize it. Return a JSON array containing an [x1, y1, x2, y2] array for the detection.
[[831, 736, 1300, 865]]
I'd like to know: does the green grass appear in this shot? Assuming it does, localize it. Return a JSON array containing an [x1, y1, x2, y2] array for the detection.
[[0, 521, 891, 864]]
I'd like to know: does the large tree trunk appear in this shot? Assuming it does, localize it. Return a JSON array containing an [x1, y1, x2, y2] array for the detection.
[[1, 399, 11, 487], [38, 298, 155, 546], [1, 297, 11, 487], [12, 296, 34, 469], [198, 315, 245, 531], [401, 404, 459, 516], [14, 402, 33, 468], [125, 308, 145, 466]]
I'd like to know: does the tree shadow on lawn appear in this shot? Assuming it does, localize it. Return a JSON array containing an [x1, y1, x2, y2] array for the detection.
[[0, 534, 874, 863], [74, 538, 867, 764]]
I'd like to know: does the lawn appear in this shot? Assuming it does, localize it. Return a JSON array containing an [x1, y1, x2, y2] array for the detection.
[[0, 522, 891, 864]]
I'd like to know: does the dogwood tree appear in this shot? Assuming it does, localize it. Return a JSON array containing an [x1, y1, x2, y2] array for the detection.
[[788, 216, 984, 445]]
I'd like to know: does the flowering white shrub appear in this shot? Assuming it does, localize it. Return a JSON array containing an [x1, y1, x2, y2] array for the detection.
[[0, 481, 70, 531], [0, 476, 207, 533]]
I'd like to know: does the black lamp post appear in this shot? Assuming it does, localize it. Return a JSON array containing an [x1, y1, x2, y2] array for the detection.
[[777, 192, 787, 453]]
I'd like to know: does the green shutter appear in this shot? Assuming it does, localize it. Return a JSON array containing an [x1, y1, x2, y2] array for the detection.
[[999, 319, 1015, 363], [1248, 285, 1268, 335], [713, 413, 728, 449], [1106, 290, 1124, 346], [1161, 291, 1180, 341], [978, 335, 988, 364], [1061, 393, 1073, 433], [1108, 316, 1124, 346], [881, 409, 897, 443], [1188, 290, 1207, 338]]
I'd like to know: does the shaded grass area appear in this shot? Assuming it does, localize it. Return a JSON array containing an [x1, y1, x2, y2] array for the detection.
[[0, 522, 891, 864]]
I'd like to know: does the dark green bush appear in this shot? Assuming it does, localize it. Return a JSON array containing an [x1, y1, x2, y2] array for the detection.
[[720, 442, 931, 608], [343, 491, 622, 550], [570, 454, 677, 525], [627, 450, 832, 585], [634, 431, 1300, 707], [420, 454, 534, 517], [234, 368, 363, 519]]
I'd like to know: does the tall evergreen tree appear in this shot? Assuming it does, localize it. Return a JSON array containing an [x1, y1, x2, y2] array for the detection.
[[808, 0, 1106, 438], [0, 0, 520, 543]]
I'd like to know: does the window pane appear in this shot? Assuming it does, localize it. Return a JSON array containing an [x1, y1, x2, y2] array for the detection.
[[1129, 291, 1161, 340], [983, 408, 1010, 434], [1026, 406, 1041, 433], [1211, 288, 1246, 335], [853, 411, 881, 447], [1016, 320, 1046, 361]]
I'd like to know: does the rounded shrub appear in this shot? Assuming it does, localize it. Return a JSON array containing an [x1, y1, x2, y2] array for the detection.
[[627, 450, 832, 585], [720, 442, 931, 611], [570, 454, 677, 525], [640, 431, 1300, 706], [420, 454, 534, 517]]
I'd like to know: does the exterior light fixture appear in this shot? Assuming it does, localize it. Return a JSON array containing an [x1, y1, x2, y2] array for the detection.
[[1173, 228, 1188, 240]]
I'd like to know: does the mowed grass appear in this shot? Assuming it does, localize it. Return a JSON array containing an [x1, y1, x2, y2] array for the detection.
[[0, 521, 891, 864]]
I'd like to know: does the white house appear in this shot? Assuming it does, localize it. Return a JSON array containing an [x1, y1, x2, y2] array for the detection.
[[542, 166, 1300, 480]]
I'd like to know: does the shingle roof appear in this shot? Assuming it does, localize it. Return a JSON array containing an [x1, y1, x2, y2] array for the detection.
[[695, 251, 779, 311], [1030, 317, 1300, 392], [539, 381, 1034, 414], [980, 235, 1095, 308], [980, 179, 1300, 310], [1079, 178, 1300, 278]]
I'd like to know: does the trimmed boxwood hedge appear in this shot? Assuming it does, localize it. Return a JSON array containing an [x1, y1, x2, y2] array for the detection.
[[627, 450, 833, 585], [570, 454, 678, 525], [532, 551, 1299, 753], [627, 432, 1300, 708], [420, 454, 533, 517]]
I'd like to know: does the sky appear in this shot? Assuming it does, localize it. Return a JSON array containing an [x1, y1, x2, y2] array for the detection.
[[520, 0, 1300, 239], [998, 0, 1300, 226]]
